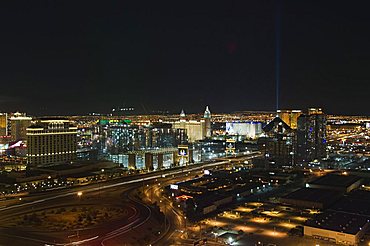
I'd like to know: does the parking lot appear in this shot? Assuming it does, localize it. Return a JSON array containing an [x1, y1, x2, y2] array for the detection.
[[186, 201, 332, 245]]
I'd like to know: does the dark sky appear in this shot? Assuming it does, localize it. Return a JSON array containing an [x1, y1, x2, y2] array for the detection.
[[1, 1, 370, 115]]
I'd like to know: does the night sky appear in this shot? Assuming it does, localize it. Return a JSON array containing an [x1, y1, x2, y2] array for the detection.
[[1, 1, 370, 115]]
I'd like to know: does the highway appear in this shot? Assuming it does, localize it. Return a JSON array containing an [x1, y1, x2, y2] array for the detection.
[[0, 184, 145, 246], [144, 174, 188, 246], [0, 152, 261, 246]]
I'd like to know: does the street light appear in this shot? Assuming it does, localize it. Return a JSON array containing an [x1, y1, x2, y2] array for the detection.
[[77, 191, 83, 199], [101, 169, 105, 181]]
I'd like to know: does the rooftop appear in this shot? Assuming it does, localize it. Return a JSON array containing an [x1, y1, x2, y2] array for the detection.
[[309, 173, 361, 188], [330, 190, 370, 216], [282, 188, 341, 205], [305, 211, 369, 235], [193, 193, 232, 207]]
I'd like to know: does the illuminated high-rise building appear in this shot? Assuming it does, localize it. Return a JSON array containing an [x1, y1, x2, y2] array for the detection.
[[151, 123, 187, 148], [26, 118, 77, 166], [204, 106, 212, 138], [277, 109, 302, 129], [296, 108, 327, 164], [172, 110, 206, 142], [98, 120, 187, 154], [0, 113, 7, 136], [10, 112, 32, 141]]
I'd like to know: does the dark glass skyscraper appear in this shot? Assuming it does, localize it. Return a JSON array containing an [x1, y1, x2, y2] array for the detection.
[[296, 109, 327, 164]]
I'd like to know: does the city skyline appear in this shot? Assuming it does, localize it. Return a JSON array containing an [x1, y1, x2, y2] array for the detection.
[[1, 1, 370, 245], [0, 105, 368, 246], [1, 1, 370, 115]]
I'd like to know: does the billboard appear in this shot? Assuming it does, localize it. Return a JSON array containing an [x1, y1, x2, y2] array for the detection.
[[178, 145, 188, 157], [226, 138, 236, 154], [170, 184, 179, 190]]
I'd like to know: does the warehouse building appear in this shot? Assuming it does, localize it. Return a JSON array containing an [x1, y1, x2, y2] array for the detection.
[[307, 173, 362, 193], [280, 188, 342, 209], [304, 211, 369, 245]]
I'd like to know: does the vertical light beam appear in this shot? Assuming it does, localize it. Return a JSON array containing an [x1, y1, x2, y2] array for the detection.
[[275, 0, 282, 111]]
